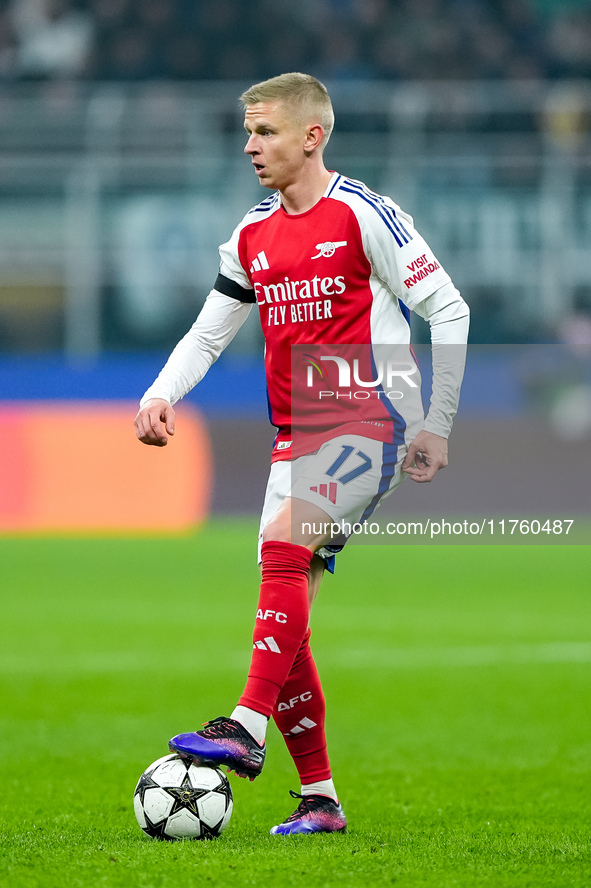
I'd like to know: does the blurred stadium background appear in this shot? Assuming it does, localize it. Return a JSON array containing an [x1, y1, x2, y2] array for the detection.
[[0, 0, 590, 530]]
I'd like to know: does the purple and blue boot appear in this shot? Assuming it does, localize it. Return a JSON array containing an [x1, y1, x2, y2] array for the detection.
[[169, 716, 265, 781], [270, 790, 347, 835]]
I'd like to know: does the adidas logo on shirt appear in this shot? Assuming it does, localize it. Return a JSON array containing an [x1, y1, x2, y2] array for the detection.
[[253, 636, 281, 653], [283, 716, 317, 737], [250, 251, 270, 273]]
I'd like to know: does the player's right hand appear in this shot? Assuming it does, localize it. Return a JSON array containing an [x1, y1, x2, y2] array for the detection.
[[134, 398, 176, 446]]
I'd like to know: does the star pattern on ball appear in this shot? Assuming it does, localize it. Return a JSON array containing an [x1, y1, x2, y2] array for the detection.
[[166, 775, 208, 818]]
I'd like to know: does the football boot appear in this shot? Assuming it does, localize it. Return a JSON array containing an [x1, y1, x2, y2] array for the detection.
[[269, 790, 347, 835], [169, 717, 265, 781]]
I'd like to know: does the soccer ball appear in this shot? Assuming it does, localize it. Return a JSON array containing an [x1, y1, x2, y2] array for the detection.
[[133, 753, 233, 840]]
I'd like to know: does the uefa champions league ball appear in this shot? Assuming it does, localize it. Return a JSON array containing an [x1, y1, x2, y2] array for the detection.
[[134, 754, 233, 840]]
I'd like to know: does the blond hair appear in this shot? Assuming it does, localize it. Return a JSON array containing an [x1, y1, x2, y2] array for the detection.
[[240, 73, 334, 150]]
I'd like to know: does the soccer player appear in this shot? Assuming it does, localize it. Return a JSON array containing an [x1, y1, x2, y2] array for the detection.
[[134, 73, 469, 836]]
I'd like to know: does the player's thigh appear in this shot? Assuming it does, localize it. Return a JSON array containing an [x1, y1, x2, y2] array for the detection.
[[258, 461, 290, 558], [257, 457, 334, 555], [262, 496, 333, 547]]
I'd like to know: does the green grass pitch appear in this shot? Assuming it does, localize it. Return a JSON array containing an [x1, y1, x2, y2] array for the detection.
[[0, 521, 589, 887]]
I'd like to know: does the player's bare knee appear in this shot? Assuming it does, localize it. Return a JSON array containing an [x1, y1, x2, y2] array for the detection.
[[261, 517, 291, 544]]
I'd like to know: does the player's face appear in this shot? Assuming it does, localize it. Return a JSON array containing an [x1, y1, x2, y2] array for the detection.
[[244, 102, 310, 192]]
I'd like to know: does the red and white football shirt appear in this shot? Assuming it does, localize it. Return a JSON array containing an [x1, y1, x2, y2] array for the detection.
[[216, 173, 451, 461]]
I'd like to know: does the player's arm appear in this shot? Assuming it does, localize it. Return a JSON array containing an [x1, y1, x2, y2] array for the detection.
[[355, 197, 469, 481], [402, 282, 469, 481], [135, 279, 254, 446]]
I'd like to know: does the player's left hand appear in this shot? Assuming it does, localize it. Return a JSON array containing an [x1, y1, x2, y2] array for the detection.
[[402, 430, 448, 483]]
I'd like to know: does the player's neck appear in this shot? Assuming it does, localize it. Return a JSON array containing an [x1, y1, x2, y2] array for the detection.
[[279, 166, 333, 216]]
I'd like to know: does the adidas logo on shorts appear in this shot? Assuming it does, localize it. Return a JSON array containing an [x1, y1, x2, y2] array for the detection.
[[310, 483, 337, 504]]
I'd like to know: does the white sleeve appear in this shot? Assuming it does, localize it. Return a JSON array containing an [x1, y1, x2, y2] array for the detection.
[[140, 291, 253, 407], [335, 184, 469, 437], [414, 282, 470, 438], [357, 193, 469, 438], [355, 196, 452, 311], [219, 220, 253, 290]]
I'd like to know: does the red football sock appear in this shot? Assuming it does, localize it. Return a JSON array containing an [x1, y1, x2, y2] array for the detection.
[[272, 628, 332, 783], [238, 541, 313, 718]]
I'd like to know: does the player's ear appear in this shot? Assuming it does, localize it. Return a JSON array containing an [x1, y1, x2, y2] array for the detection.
[[304, 123, 324, 153]]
